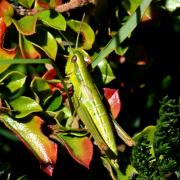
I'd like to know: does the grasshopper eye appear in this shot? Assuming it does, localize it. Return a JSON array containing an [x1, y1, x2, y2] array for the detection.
[[71, 55, 77, 62]]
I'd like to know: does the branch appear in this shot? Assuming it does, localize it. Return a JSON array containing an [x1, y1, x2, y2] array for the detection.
[[55, 0, 95, 13]]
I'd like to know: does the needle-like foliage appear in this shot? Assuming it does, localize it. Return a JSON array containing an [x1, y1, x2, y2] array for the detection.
[[131, 96, 180, 179]]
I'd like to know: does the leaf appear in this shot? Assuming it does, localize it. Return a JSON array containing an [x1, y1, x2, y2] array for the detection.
[[19, 34, 41, 58], [166, 0, 180, 12], [103, 88, 121, 119], [0, 18, 17, 73], [0, 114, 57, 176], [27, 27, 58, 60], [31, 77, 51, 103], [34, 0, 61, 9], [18, 0, 34, 8], [121, 0, 142, 15], [9, 96, 42, 118], [0, 71, 26, 93], [96, 59, 116, 84], [0, 0, 14, 26], [133, 125, 156, 144], [52, 133, 93, 168], [92, 0, 153, 68], [12, 15, 38, 35], [67, 20, 95, 50], [38, 10, 66, 31], [44, 90, 62, 111]]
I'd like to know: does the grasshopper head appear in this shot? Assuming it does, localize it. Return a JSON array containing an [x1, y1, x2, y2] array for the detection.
[[65, 49, 91, 75]]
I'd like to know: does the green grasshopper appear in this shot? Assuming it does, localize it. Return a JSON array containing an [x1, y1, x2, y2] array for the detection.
[[65, 47, 134, 157]]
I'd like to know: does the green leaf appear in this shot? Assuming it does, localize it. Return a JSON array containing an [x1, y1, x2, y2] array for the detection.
[[19, 34, 41, 58], [67, 20, 95, 50], [133, 125, 156, 144], [27, 27, 58, 60], [121, 0, 142, 15], [18, 0, 34, 8], [0, 71, 26, 93], [31, 77, 51, 103], [12, 15, 38, 35], [96, 58, 116, 84], [9, 96, 42, 118], [0, 114, 57, 176], [133, 125, 156, 157], [44, 90, 62, 111], [38, 10, 66, 31], [92, 0, 153, 68]]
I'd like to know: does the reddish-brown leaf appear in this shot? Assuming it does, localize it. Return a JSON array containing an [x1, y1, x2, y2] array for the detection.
[[103, 88, 121, 119], [0, 17, 17, 73], [1, 114, 58, 176], [63, 136, 93, 169], [52, 134, 93, 169], [0, 0, 14, 19], [35, 0, 62, 9]]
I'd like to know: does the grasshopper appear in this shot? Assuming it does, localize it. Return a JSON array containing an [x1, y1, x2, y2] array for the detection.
[[65, 47, 134, 157]]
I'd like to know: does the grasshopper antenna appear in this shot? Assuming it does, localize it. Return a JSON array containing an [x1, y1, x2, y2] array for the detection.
[[58, 31, 73, 51], [75, 13, 85, 49]]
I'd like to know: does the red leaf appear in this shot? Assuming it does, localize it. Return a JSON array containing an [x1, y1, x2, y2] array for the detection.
[[103, 88, 121, 119], [0, 114, 58, 176], [43, 68, 57, 80], [53, 134, 93, 169], [0, 0, 13, 18], [0, 17, 16, 55]]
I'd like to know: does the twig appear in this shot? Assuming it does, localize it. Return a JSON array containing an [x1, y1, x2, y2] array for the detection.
[[55, 0, 95, 13]]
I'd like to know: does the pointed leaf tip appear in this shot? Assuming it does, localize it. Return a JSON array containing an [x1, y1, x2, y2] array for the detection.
[[41, 163, 54, 176], [103, 88, 121, 119]]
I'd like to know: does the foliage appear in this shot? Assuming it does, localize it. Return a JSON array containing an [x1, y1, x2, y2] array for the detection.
[[131, 96, 180, 179], [0, 0, 179, 179]]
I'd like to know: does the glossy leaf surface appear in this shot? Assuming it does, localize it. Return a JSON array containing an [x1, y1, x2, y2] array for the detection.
[[9, 96, 42, 118], [38, 10, 66, 31], [0, 114, 57, 176], [12, 15, 38, 35]]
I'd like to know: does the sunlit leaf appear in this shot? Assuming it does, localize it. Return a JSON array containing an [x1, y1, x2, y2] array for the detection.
[[96, 59, 115, 84], [0, 18, 17, 73], [0, 0, 14, 26], [166, 0, 180, 12], [133, 125, 156, 157], [19, 34, 41, 58], [18, 0, 35, 8], [12, 15, 38, 35], [38, 10, 66, 31], [52, 133, 93, 168], [67, 20, 95, 50], [133, 125, 156, 144], [0, 114, 57, 176], [27, 27, 58, 60], [9, 96, 42, 118], [103, 88, 121, 119], [0, 71, 26, 93]]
